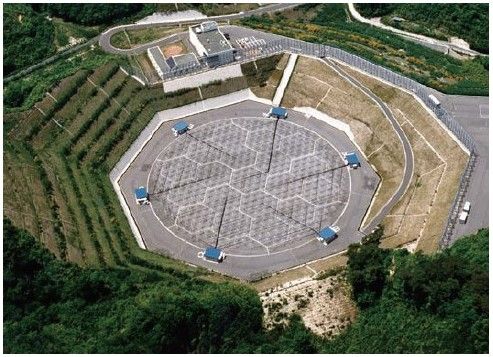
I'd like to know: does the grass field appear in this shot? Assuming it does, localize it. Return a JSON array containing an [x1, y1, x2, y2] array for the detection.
[[52, 18, 100, 51], [3, 62, 250, 278], [110, 27, 185, 50], [280, 55, 467, 254]]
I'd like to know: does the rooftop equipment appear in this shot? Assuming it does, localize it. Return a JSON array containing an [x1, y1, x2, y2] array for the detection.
[[172, 121, 193, 136], [318, 226, 340, 245], [345, 152, 361, 169], [134, 186, 149, 205], [269, 107, 288, 119], [201, 247, 225, 263]]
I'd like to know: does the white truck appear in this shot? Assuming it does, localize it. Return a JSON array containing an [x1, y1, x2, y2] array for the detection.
[[458, 201, 471, 224]]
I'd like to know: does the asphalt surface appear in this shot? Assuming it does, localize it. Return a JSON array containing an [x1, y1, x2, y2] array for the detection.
[[99, 4, 299, 55], [118, 100, 379, 280], [432, 94, 489, 242]]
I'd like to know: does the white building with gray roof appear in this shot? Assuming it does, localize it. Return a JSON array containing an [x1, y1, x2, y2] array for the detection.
[[189, 21, 235, 67]]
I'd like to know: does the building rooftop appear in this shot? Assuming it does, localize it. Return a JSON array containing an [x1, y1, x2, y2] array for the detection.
[[148, 46, 170, 72], [319, 227, 337, 241], [134, 187, 148, 200], [345, 152, 360, 166], [192, 25, 232, 55], [204, 247, 223, 261], [167, 53, 199, 68]]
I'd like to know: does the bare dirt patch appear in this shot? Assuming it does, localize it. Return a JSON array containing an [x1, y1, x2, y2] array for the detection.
[[162, 41, 186, 57], [260, 273, 357, 337]]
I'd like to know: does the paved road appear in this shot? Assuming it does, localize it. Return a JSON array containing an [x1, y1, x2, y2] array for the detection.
[[325, 59, 415, 234], [99, 3, 300, 55], [432, 94, 489, 242], [118, 100, 379, 280]]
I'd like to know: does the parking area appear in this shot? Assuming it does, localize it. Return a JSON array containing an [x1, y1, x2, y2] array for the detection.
[[118, 100, 379, 280], [433, 94, 489, 241]]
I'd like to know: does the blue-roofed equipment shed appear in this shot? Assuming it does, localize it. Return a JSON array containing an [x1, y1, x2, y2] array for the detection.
[[269, 107, 288, 119], [204, 247, 225, 262], [134, 186, 149, 204], [319, 227, 338, 244], [172, 121, 190, 136], [345, 152, 361, 168]]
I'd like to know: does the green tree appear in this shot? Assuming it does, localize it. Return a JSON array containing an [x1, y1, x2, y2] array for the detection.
[[346, 227, 391, 308]]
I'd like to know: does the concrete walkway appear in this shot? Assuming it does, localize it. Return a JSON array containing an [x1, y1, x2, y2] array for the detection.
[[272, 53, 298, 106]]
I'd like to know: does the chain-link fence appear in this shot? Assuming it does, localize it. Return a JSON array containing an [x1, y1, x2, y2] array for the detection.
[[127, 36, 477, 245], [439, 152, 477, 248]]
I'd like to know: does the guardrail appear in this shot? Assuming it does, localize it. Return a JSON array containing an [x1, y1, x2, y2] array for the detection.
[[124, 36, 477, 244]]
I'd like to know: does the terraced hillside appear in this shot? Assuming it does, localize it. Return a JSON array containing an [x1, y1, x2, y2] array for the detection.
[[4, 62, 247, 273]]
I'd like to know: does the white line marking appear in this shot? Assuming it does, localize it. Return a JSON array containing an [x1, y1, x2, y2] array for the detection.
[[479, 104, 489, 118]]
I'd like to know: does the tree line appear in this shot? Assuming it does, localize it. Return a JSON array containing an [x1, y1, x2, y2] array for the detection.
[[355, 3, 489, 53], [4, 218, 488, 353]]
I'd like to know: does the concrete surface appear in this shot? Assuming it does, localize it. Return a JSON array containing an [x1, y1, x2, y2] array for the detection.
[[434, 94, 489, 241], [118, 100, 379, 280]]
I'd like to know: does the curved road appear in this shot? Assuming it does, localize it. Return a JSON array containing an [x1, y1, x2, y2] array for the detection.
[[347, 3, 484, 57], [324, 58, 414, 234], [99, 3, 300, 55]]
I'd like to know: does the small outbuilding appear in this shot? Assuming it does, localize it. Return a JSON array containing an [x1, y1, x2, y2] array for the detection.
[[318, 226, 340, 245], [134, 186, 149, 205], [202, 247, 225, 263], [269, 107, 288, 119], [345, 152, 361, 169], [172, 120, 192, 136]]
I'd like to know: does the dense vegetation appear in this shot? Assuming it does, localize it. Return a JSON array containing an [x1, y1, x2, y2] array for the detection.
[[37, 4, 148, 26], [4, 218, 487, 353], [4, 48, 120, 111], [3, 219, 316, 353], [325, 228, 488, 353], [355, 3, 489, 53], [3, 4, 55, 76], [239, 4, 488, 95]]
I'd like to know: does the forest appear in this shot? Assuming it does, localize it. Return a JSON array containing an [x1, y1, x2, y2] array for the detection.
[[4, 219, 488, 353], [3, 4, 55, 76], [355, 3, 489, 53], [3, 4, 151, 76]]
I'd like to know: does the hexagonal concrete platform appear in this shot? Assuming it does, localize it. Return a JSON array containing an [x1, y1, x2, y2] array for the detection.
[[147, 118, 350, 256], [118, 100, 379, 280]]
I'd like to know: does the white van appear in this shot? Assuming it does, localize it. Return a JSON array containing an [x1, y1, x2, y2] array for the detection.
[[459, 211, 468, 224], [463, 201, 471, 213]]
